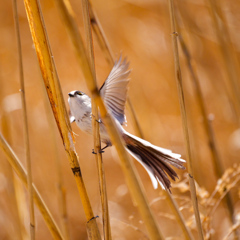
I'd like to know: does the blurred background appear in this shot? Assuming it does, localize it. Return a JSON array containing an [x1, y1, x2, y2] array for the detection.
[[0, 0, 240, 239]]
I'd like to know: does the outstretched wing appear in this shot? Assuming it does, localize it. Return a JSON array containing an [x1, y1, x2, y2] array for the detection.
[[100, 56, 131, 125]]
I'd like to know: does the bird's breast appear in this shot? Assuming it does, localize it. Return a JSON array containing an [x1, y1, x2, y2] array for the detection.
[[75, 112, 93, 134]]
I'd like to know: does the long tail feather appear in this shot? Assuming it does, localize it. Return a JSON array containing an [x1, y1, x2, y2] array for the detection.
[[123, 131, 186, 191]]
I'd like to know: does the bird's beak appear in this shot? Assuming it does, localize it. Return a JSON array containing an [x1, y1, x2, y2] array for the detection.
[[68, 92, 74, 97]]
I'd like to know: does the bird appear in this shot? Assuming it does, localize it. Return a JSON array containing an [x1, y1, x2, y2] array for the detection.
[[68, 56, 185, 192]]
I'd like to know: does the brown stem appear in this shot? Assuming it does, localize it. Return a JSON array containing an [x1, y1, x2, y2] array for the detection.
[[81, 0, 112, 239], [167, 0, 204, 239]]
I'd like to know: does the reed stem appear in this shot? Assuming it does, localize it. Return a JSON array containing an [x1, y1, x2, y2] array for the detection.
[[163, 190, 194, 239], [81, 0, 112, 239], [52, 0, 164, 238], [88, 2, 143, 139], [42, 84, 70, 240], [208, 0, 240, 124], [12, 0, 35, 238], [177, 17, 236, 236], [0, 132, 64, 240], [23, 0, 101, 238], [167, 0, 204, 239]]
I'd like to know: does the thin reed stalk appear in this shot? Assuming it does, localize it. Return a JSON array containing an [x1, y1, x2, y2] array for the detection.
[[208, 0, 240, 124], [0, 133, 64, 240], [88, 3, 113, 66], [88, 2, 143, 139], [81, 0, 112, 239], [208, 118, 237, 237], [223, 222, 240, 240], [87, 5, 193, 238], [163, 190, 194, 240], [177, 33, 224, 190], [53, 136, 70, 239], [53, 133, 70, 240], [41, 82, 70, 240], [167, 1, 204, 239], [23, 0, 101, 238], [1, 114, 24, 240], [14, 174, 29, 240], [177, 20, 236, 234], [12, 0, 35, 238], [52, 0, 163, 239]]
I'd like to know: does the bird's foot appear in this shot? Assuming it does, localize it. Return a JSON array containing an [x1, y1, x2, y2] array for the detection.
[[92, 144, 109, 154], [91, 114, 102, 123], [92, 149, 105, 154]]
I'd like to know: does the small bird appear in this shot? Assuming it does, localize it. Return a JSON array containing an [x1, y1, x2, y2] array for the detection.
[[68, 57, 185, 191]]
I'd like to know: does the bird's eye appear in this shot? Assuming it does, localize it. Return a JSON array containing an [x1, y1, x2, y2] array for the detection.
[[76, 91, 82, 95]]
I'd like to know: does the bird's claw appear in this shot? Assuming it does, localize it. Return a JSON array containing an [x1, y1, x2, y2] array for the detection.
[[96, 119, 102, 123], [92, 149, 105, 154], [91, 114, 102, 123]]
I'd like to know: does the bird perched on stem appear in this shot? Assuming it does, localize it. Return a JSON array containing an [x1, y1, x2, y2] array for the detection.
[[68, 56, 185, 192]]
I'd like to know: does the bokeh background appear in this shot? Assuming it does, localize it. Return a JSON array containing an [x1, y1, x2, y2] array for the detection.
[[0, 0, 240, 239]]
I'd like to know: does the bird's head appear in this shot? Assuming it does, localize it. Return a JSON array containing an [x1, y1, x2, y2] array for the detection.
[[68, 90, 91, 115]]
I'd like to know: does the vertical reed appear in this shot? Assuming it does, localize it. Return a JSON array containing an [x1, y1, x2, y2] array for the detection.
[[23, 0, 101, 238], [88, 3, 193, 239], [167, 0, 204, 239], [81, 0, 112, 239], [208, 0, 240, 124], [177, 10, 236, 235], [88, 2, 143, 139], [12, 0, 35, 238], [42, 85, 70, 240], [52, 0, 164, 238]]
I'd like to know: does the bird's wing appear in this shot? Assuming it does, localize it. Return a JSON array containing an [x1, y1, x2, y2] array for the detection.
[[99, 56, 131, 125]]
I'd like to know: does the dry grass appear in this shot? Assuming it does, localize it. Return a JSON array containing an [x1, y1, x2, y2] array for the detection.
[[0, 0, 240, 239]]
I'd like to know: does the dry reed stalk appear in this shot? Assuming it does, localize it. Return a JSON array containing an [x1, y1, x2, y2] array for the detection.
[[208, 0, 240, 123], [1, 114, 23, 240], [14, 174, 30, 240], [176, 12, 237, 236], [88, 3, 113, 66], [81, 0, 112, 239], [53, 133, 70, 240], [223, 222, 240, 240], [88, 5, 194, 239], [177, 32, 224, 192], [12, 0, 35, 238], [163, 190, 194, 240], [23, 0, 101, 238], [89, 70, 164, 240], [0, 133, 64, 240], [207, 120, 238, 238], [88, 2, 143, 139], [41, 84, 70, 240], [167, 0, 204, 239], [51, 0, 163, 239], [88, 3, 193, 238]]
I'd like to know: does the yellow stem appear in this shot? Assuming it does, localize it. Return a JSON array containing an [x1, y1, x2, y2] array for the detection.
[[23, 0, 101, 238], [167, 0, 204, 239], [81, 0, 112, 239], [12, 0, 35, 238], [0, 133, 64, 240]]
